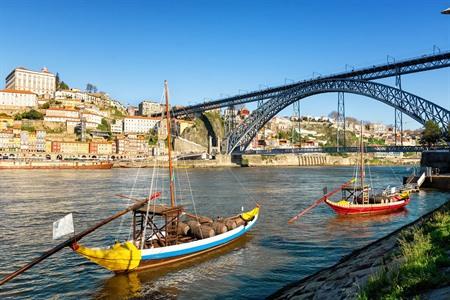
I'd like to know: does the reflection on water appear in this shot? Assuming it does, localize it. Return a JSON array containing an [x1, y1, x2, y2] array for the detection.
[[0, 167, 448, 299]]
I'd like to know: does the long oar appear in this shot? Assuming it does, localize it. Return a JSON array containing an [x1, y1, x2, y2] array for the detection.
[[0, 191, 161, 286], [288, 179, 355, 224]]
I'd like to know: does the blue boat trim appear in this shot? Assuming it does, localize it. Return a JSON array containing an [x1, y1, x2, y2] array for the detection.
[[141, 217, 257, 261]]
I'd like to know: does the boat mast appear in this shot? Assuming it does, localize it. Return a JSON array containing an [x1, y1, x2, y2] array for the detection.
[[164, 80, 175, 208], [360, 121, 364, 189], [360, 121, 369, 203]]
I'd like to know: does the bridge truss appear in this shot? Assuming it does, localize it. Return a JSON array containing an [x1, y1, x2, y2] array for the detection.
[[165, 51, 450, 117], [225, 79, 450, 153]]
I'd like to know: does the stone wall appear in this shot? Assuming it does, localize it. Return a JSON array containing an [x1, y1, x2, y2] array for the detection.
[[173, 137, 207, 154]]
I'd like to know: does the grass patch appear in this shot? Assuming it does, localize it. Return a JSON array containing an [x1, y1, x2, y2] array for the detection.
[[358, 205, 450, 299]]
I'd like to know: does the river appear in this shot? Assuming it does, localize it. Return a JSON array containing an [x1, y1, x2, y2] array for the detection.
[[0, 166, 448, 299]]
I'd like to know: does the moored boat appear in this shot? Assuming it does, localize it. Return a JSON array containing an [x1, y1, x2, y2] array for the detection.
[[0, 160, 113, 170], [69, 80, 259, 272], [324, 188, 410, 215], [324, 123, 410, 215], [0, 81, 260, 286]]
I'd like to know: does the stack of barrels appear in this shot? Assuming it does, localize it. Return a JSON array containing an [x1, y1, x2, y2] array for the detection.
[[177, 215, 245, 240]]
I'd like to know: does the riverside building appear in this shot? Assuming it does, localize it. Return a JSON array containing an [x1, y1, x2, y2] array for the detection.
[[5, 67, 56, 99]]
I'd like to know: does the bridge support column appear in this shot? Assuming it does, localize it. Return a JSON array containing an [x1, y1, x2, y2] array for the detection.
[[292, 100, 301, 147], [395, 72, 404, 145], [336, 92, 346, 150]]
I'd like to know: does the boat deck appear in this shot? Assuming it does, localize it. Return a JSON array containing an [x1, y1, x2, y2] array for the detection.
[[135, 204, 184, 216]]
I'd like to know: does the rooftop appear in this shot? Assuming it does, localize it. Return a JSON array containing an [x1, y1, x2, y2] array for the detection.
[[0, 89, 36, 95], [125, 116, 160, 120]]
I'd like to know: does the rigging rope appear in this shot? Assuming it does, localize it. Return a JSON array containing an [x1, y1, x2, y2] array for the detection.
[[116, 157, 145, 242], [139, 157, 158, 248], [226, 167, 258, 208]]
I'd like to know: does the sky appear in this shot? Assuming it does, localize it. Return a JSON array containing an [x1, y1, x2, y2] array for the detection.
[[1, 0, 449, 129]]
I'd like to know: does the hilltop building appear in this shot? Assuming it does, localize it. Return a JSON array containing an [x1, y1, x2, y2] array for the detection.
[[138, 100, 165, 116], [0, 89, 38, 108], [5, 67, 56, 99], [127, 105, 138, 116]]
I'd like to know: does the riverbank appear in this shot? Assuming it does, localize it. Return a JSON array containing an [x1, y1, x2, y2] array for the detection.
[[242, 153, 419, 167], [112, 153, 420, 168], [269, 200, 450, 300]]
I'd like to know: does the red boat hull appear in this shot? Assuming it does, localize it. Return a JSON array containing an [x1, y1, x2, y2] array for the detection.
[[325, 198, 410, 215]]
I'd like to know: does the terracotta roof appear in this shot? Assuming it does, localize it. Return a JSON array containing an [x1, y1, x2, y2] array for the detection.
[[125, 116, 160, 120], [0, 89, 36, 95], [46, 107, 78, 111], [44, 116, 80, 120]]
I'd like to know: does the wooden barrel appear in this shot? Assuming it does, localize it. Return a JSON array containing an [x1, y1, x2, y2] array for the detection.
[[234, 217, 246, 227], [191, 225, 215, 239], [186, 214, 213, 224], [224, 219, 237, 230], [177, 221, 190, 236], [198, 216, 213, 224], [187, 220, 200, 232], [212, 221, 227, 235]]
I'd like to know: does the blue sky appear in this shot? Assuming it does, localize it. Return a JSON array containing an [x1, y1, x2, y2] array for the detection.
[[1, 0, 449, 129]]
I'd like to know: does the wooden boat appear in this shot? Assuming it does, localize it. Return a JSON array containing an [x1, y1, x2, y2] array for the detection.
[[324, 187, 410, 215], [0, 81, 259, 286], [70, 81, 259, 272], [324, 124, 410, 215], [71, 204, 259, 272], [0, 160, 113, 170]]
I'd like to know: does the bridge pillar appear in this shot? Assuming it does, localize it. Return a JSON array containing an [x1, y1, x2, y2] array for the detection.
[[395, 72, 404, 145], [292, 101, 301, 147], [336, 92, 346, 150], [224, 105, 236, 136]]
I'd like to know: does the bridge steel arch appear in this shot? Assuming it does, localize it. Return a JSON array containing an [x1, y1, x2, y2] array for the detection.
[[225, 79, 450, 154]]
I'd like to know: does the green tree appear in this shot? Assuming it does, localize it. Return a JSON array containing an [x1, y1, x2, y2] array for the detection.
[[59, 81, 69, 90], [277, 130, 290, 140], [86, 83, 97, 93], [148, 128, 158, 145], [97, 118, 111, 132], [446, 123, 450, 143], [55, 72, 60, 89], [420, 120, 441, 146], [14, 109, 44, 120]]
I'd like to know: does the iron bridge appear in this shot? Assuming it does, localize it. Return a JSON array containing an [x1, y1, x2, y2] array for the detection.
[[225, 79, 450, 153], [161, 51, 450, 117]]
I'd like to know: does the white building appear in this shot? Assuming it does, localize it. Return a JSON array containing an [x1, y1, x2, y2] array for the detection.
[[0, 130, 14, 150], [55, 89, 107, 106], [0, 89, 38, 108], [44, 108, 80, 124], [5, 67, 56, 99], [111, 119, 123, 134], [138, 100, 165, 116], [81, 112, 102, 128], [111, 100, 126, 111], [123, 116, 159, 133]]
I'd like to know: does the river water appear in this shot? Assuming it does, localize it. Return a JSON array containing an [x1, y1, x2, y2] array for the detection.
[[0, 166, 448, 299]]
